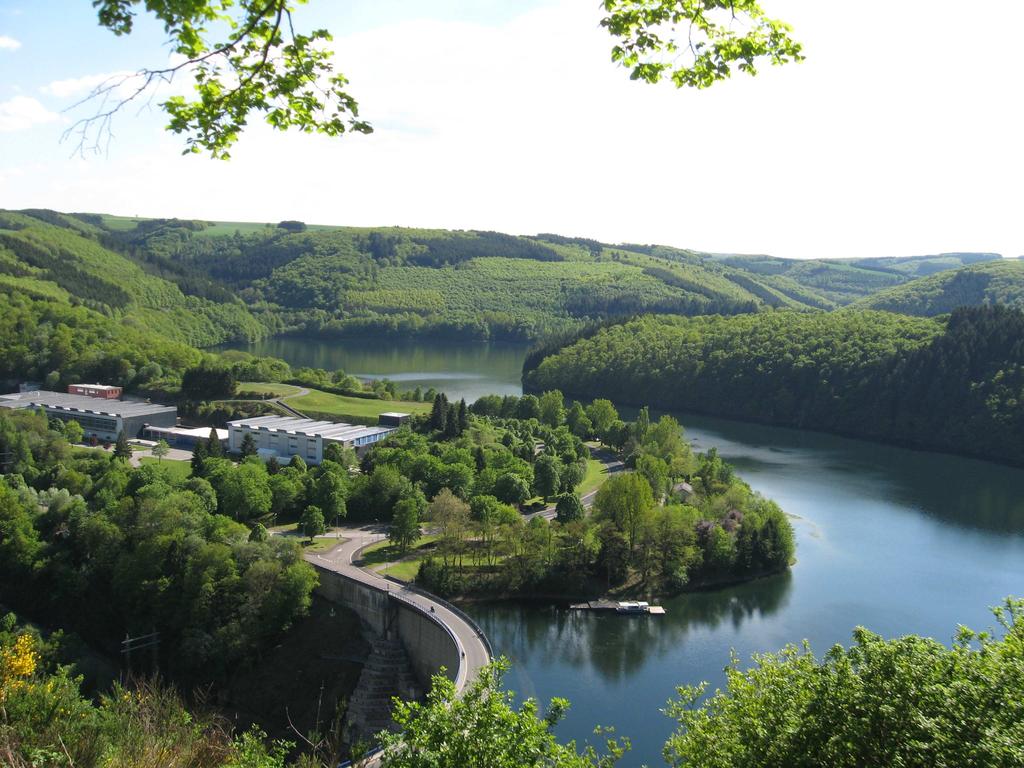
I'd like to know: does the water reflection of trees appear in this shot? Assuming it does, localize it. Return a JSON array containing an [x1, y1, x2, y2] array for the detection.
[[685, 413, 1024, 535], [476, 571, 792, 684]]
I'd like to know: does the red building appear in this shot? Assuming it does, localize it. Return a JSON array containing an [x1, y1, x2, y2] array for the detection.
[[67, 383, 123, 400]]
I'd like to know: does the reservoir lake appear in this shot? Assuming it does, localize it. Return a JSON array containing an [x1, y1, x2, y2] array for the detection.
[[227, 335, 530, 403], [229, 335, 1024, 766]]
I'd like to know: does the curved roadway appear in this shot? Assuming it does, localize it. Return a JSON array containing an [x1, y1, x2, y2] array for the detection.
[[527, 447, 625, 521], [306, 526, 491, 693]]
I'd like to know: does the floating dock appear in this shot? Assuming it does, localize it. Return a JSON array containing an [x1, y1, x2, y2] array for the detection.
[[569, 600, 666, 615]]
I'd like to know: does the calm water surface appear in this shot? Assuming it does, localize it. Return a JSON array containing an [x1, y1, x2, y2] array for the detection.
[[231, 336, 1024, 766], [469, 415, 1024, 766], [224, 335, 530, 403]]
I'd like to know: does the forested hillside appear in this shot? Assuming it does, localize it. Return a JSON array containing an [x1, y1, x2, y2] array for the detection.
[[28, 211, 995, 343], [0, 209, 1004, 346], [525, 307, 1024, 466], [0, 408, 318, 682], [705, 252, 1000, 305], [855, 259, 1024, 316], [103, 222, 781, 340], [0, 210, 265, 346], [0, 291, 202, 393]]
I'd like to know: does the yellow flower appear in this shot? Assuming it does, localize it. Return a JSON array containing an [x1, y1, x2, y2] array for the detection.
[[0, 634, 38, 698]]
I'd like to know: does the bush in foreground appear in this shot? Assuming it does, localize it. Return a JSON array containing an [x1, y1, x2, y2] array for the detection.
[[664, 598, 1024, 767]]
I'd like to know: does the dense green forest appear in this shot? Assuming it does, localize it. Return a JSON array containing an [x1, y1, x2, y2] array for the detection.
[[0, 408, 318, 683], [0, 211, 265, 347], [856, 259, 1024, 316], [0, 210, 1005, 346], [0, 290, 205, 394], [525, 307, 1024, 466], [357, 393, 793, 598]]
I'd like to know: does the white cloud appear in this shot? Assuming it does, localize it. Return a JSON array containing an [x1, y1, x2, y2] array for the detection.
[[0, 96, 58, 132], [42, 71, 135, 100], [4, 0, 1024, 259], [0, 35, 20, 51]]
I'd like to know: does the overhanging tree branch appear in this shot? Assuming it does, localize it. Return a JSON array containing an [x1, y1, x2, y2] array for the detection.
[[70, 0, 371, 158]]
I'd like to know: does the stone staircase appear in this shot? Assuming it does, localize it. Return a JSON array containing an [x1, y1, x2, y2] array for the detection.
[[344, 636, 421, 744]]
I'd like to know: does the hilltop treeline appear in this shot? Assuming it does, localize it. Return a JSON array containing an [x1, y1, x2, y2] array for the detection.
[[525, 307, 1024, 466]]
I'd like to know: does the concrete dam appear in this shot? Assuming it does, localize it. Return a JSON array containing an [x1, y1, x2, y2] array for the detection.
[[306, 529, 492, 741]]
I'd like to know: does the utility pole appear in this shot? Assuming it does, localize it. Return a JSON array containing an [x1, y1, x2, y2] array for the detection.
[[121, 630, 160, 679]]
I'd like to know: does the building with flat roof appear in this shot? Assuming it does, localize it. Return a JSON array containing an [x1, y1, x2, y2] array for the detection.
[[142, 424, 228, 449], [0, 390, 177, 443], [68, 383, 123, 399], [378, 411, 412, 427], [226, 415, 397, 463]]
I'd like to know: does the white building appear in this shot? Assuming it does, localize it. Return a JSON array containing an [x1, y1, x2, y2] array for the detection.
[[142, 424, 229, 449], [226, 416, 397, 464], [0, 390, 177, 443]]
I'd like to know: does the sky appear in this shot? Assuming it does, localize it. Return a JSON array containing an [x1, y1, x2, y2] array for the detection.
[[0, 0, 1022, 260]]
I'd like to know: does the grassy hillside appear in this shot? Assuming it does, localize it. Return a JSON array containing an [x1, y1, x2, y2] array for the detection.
[[0, 210, 266, 346], [855, 259, 1024, 316]]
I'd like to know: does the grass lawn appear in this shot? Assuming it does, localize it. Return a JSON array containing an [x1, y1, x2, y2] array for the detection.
[[237, 382, 303, 397], [303, 535, 346, 553], [236, 382, 431, 424], [360, 534, 439, 565], [138, 457, 191, 481], [269, 524, 346, 553], [376, 559, 422, 581], [288, 388, 431, 424], [360, 534, 439, 581], [578, 457, 607, 496]]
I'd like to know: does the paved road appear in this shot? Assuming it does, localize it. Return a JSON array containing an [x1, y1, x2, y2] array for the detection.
[[306, 526, 491, 694], [526, 447, 625, 521], [267, 386, 310, 418], [94, 444, 194, 467]]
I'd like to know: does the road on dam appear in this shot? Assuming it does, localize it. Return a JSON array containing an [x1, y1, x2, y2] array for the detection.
[[306, 526, 492, 693]]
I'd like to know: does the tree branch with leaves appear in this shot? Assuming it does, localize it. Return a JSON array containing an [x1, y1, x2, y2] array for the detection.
[[72, 0, 371, 158], [600, 0, 803, 88], [70, 0, 801, 158]]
